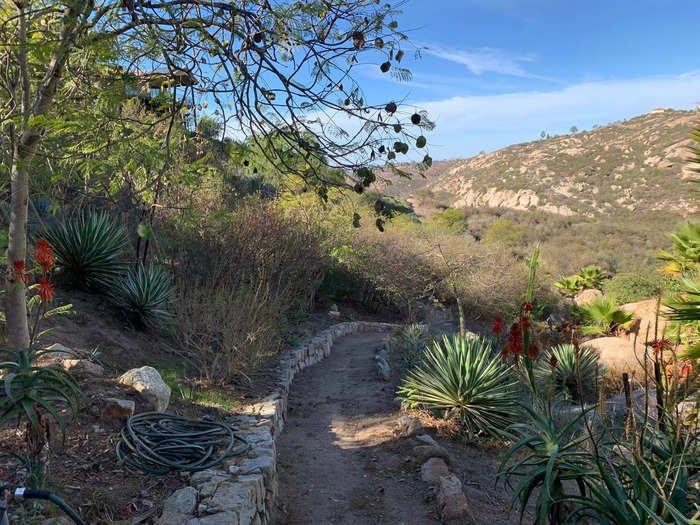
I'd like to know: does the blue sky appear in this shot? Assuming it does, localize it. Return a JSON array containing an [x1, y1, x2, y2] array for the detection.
[[356, 0, 700, 160]]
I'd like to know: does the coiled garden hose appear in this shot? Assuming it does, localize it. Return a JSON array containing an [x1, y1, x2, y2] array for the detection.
[[115, 412, 249, 474]]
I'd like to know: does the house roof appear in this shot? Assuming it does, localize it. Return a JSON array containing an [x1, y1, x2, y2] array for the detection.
[[133, 68, 198, 88]]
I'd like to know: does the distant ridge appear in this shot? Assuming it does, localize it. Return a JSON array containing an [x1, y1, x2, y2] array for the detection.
[[379, 109, 698, 218]]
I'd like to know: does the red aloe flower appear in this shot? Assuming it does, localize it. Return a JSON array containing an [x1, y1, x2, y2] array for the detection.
[[12, 260, 28, 284], [549, 354, 558, 371], [648, 339, 672, 355], [507, 323, 524, 354], [501, 346, 509, 362], [527, 344, 539, 360], [34, 238, 54, 272], [523, 301, 534, 313], [492, 316, 505, 335], [519, 316, 531, 332], [38, 277, 54, 303]]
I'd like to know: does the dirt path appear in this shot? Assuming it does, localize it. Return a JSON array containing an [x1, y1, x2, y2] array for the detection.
[[274, 332, 440, 525]]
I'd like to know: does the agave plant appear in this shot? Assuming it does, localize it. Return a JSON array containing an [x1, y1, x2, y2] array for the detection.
[[397, 334, 519, 439], [571, 296, 634, 335], [535, 344, 600, 402], [42, 211, 128, 289], [576, 266, 606, 290], [555, 275, 583, 296], [110, 263, 174, 327]]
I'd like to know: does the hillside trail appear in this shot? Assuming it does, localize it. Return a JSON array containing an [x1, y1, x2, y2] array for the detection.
[[274, 330, 521, 525]]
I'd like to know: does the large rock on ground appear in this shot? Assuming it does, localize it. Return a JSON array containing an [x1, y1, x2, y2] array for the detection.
[[60, 358, 104, 376], [437, 474, 474, 524], [118, 366, 171, 412], [574, 289, 603, 307], [421, 457, 449, 484], [583, 337, 650, 379], [621, 299, 668, 337]]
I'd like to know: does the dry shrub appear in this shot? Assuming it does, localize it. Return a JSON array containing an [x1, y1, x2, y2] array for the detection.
[[164, 198, 325, 381], [331, 214, 538, 321]]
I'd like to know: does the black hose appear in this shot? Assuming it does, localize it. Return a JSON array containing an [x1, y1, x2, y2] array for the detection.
[[115, 412, 249, 474], [16, 489, 85, 525]]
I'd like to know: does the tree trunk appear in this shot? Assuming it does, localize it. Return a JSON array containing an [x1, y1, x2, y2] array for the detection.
[[5, 144, 30, 348], [3, 0, 81, 347]]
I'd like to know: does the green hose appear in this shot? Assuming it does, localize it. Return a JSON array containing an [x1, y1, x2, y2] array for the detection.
[[115, 412, 248, 474]]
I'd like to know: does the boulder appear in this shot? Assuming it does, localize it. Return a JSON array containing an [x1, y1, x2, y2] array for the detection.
[[413, 444, 451, 465], [44, 342, 75, 360], [397, 415, 422, 436], [118, 366, 171, 412], [162, 486, 198, 515], [103, 398, 135, 427], [582, 337, 650, 377], [574, 289, 603, 307], [60, 359, 104, 376], [621, 299, 668, 337], [437, 474, 474, 524], [420, 457, 449, 484]]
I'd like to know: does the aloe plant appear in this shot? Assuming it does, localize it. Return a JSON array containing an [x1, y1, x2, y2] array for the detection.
[[109, 263, 174, 327], [0, 345, 80, 437], [498, 404, 594, 525], [398, 334, 519, 439], [42, 211, 128, 289], [571, 296, 634, 335]]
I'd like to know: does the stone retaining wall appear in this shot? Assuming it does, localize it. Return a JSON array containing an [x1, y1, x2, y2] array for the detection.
[[156, 321, 399, 525]]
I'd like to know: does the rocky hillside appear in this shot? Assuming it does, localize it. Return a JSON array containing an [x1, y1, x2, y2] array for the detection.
[[383, 109, 698, 217]]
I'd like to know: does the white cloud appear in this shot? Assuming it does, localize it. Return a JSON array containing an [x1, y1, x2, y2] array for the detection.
[[417, 72, 700, 158], [420, 44, 559, 83], [422, 73, 700, 132]]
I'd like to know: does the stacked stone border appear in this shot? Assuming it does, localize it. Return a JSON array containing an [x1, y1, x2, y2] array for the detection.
[[156, 321, 399, 525]]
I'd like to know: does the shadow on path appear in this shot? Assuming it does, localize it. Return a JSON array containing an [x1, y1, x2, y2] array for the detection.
[[274, 332, 440, 525]]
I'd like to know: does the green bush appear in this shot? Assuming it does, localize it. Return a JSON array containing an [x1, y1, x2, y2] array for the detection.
[[428, 209, 468, 233], [398, 334, 519, 439], [535, 344, 600, 402], [483, 219, 524, 247], [602, 269, 667, 303], [571, 296, 634, 335], [110, 263, 174, 327], [42, 211, 128, 289]]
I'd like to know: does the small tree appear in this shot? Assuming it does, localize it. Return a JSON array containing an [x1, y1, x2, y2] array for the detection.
[[1, 0, 432, 348], [569, 125, 578, 133]]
